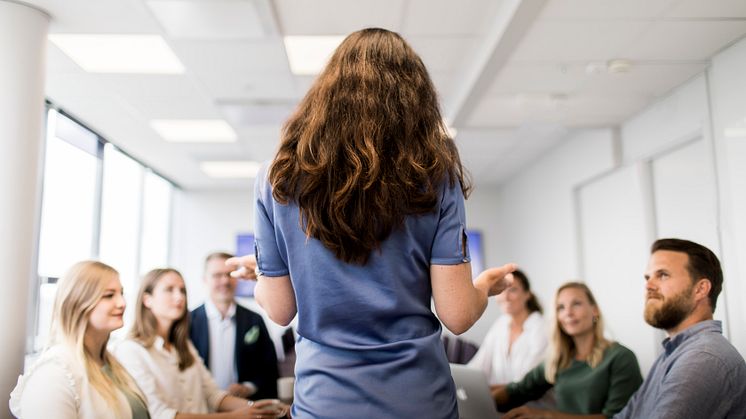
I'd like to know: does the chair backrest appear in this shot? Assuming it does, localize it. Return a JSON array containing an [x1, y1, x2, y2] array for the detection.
[[443, 335, 479, 364], [279, 327, 296, 377]]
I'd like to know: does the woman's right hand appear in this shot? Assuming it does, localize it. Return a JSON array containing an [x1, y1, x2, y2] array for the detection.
[[240, 399, 290, 419], [226, 255, 258, 281], [491, 384, 510, 405], [475, 263, 517, 297]]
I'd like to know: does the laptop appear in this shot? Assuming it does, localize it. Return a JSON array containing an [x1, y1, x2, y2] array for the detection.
[[450, 363, 500, 419]]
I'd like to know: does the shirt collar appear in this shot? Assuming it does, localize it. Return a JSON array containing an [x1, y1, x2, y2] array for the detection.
[[153, 335, 167, 351], [661, 320, 721, 355], [205, 299, 236, 321], [524, 311, 542, 328]]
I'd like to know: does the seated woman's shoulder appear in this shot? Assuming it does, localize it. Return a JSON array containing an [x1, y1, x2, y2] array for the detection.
[[608, 341, 635, 355], [111, 338, 150, 360], [113, 338, 146, 350], [24, 346, 79, 376], [21, 356, 74, 386], [10, 349, 79, 416], [605, 342, 642, 366]]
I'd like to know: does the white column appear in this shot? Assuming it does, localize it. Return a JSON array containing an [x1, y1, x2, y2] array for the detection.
[[0, 1, 49, 415]]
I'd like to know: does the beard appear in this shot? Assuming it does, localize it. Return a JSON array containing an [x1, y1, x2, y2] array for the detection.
[[644, 285, 696, 330]]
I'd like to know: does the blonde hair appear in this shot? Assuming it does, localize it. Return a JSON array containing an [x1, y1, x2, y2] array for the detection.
[[130, 268, 195, 370], [545, 282, 611, 384], [50, 260, 147, 412]]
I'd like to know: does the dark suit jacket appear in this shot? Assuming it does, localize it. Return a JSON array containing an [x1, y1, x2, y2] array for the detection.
[[190, 303, 279, 399]]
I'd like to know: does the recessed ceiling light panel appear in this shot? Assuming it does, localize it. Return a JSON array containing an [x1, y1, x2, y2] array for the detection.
[[150, 119, 237, 143], [48, 34, 185, 74], [284, 36, 345, 75], [607, 59, 633, 74]]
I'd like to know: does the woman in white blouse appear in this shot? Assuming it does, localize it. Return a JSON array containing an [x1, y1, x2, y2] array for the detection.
[[114, 268, 287, 419], [10, 261, 150, 419], [468, 270, 548, 385]]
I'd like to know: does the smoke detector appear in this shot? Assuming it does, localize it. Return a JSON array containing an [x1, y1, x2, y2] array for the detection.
[[607, 59, 633, 74]]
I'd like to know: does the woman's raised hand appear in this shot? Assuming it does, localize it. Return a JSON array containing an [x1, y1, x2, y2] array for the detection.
[[226, 254, 259, 281], [475, 263, 517, 297]]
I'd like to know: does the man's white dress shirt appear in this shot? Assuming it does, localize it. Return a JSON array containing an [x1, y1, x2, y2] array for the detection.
[[205, 300, 237, 390]]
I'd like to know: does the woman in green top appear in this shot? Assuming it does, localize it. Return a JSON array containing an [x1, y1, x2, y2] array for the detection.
[[493, 282, 643, 419]]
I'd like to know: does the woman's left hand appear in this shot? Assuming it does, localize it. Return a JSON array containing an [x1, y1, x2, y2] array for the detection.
[[503, 406, 554, 419]]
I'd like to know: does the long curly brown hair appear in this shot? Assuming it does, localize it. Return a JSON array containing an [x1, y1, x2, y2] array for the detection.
[[270, 28, 470, 265]]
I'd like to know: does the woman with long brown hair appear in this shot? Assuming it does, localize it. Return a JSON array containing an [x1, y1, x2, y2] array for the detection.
[[114, 268, 287, 419], [492, 282, 643, 419], [10, 261, 149, 419], [236, 27, 516, 418]]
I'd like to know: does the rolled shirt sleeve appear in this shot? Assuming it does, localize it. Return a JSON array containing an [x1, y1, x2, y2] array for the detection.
[[430, 180, 470, 266], [253, 164, 290, 277]]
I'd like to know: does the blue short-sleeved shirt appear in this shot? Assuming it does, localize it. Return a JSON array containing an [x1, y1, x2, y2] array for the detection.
[[254, 164, 469, 419]]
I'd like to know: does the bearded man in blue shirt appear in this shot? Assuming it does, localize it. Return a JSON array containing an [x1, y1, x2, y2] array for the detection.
[[614, 238, 745, 419]]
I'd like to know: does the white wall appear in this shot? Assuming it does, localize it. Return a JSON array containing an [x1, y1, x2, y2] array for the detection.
[[621, 75, 709, 163], [492, 129, 618, 308], [577, 163, 659, 373], [459, 184, 507, 344], [619, 73, 735, 348], [170, 189, 254, 308], [486, 39, 746, 369], [708, 36, 746, 353]]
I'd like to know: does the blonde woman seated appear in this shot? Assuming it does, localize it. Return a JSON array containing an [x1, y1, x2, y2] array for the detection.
[[468, 270, 547, 385], [114, 268, 287, 419], [10, 261, 150, 419], [493, 282, 643, 419]]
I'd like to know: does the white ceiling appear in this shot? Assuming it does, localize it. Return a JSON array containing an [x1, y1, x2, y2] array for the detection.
[[23, 0, 746, 190]]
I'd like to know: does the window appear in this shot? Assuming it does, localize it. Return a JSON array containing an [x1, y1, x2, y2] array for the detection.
[[99, 144, 144, 325], [34, 109, 102, 349], [139, 170, 173, 274], [31, 106, 175, 352]]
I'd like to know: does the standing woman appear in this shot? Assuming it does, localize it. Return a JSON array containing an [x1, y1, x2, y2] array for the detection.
[[9, 261, 150, 419], [114, 268, 286, 419], [242, 28, 516, 419], [493, 282, 643, 419], [469, 270, 548, 385]]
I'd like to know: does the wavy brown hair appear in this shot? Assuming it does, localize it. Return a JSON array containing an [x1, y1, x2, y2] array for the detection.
[[130, 268, 195, 371], [270, 28, 470, 265]]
